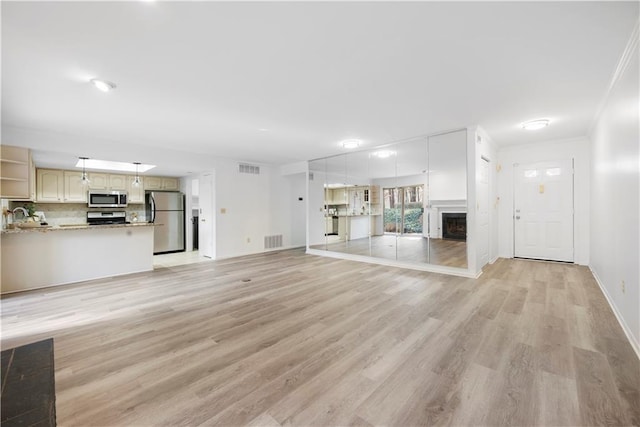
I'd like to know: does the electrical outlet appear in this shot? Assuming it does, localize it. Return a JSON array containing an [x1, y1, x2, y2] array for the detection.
[[246, 237, 251, 244], [621, 280, 626, 294]]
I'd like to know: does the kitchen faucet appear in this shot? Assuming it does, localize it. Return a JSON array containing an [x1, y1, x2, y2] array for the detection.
[[12, 207, 29, 221]]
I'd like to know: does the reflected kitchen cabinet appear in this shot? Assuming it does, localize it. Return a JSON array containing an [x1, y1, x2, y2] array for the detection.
[[327, 188, 347, 205]]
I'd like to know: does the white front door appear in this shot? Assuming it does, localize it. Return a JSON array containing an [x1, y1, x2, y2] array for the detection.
[[514, 159, 574, 262], [199, 172, 215, 259]]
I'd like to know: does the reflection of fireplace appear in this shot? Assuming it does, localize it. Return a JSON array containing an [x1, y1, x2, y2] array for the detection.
[[442, 213, 467, 241]]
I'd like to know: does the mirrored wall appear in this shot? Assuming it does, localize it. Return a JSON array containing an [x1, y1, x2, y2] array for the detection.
[[309, 129, 468, 270]]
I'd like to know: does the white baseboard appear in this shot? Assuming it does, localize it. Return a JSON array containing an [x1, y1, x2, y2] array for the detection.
[[306, 248, 479, 278], [590, 266, 640, 360]]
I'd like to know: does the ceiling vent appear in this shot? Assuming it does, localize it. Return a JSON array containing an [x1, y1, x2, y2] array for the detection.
[[239, 163, 260, 175]]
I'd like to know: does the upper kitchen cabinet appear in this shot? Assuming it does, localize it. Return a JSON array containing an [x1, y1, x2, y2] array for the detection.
[[36, 169, 86, 203], [63, 171, 88, 202], [0, 145, 35, 200], [109, 174, 127, 191], [126, 176, 144, 203], [88, 173, 108, 190], [37, 169, 64, 202], [144, 176, 179, 191], [88, 173, 127, 191], [328, 188, 347, 204]]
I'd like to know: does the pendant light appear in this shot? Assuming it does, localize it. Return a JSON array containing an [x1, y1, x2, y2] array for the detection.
[[79, 157, 90, 185], [133, 162, 141, 187]]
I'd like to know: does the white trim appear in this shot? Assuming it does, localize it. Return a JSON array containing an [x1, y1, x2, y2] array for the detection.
[[590, 266, 640, 360], [212, 245, 305, 261], [306, 248, 480, 279]]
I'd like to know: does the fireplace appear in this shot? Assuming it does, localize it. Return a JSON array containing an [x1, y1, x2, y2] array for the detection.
[[442, 212, 467, 241]]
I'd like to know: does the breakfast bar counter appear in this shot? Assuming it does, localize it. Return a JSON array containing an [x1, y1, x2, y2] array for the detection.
[[1, 223, 157, 294]]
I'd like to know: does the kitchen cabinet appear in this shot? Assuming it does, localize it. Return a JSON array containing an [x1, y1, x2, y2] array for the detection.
[[144, 176, 179, 191], [37, 169, 64, 202], [109, 174, 127, 191], [327, 188, 347, 204], [127, 176, 144, 203], [63, 171, 88, 202], [88, 173, 108, 190], [1, 145, 35, 200], [89, 173, 127, 191]]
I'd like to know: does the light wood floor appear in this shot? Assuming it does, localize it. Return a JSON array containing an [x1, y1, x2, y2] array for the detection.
[[313, 235, 468, 268], [1, 249, 638, 426]]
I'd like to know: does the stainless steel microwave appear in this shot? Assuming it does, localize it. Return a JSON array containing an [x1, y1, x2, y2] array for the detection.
[[88, 190, 128, 208]]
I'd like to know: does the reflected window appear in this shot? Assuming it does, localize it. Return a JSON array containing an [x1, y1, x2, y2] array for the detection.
[[524, 169, 538, 178], [383, 186, 424, 234]]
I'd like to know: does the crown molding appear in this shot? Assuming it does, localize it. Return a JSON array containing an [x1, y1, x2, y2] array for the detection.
[[588, 19, 639, 136]]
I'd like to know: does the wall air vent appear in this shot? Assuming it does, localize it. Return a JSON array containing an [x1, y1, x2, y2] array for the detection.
[[239, 163, 260, 175], [264, 234, 283, 249]]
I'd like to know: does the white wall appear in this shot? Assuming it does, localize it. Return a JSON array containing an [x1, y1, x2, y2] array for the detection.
[[589, 35, 639, 353], [496, 137, 591, 265], [428, 130, 468, 201], [213, 160, 305, 259]]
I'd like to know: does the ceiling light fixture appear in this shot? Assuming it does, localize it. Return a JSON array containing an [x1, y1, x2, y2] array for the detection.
[[132, 162, 142, 187], [79, 157, 90, 186], [75, 158, 156, 173], [340, 139, 361, 149], [90, 78, 117, 93], [521, 119, 550, 130]]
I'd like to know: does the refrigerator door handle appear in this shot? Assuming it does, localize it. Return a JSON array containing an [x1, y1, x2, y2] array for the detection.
[[150, 194, 156, 223]]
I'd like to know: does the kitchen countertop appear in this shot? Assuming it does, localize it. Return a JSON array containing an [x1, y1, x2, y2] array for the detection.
[[1, 222, 158, 234]]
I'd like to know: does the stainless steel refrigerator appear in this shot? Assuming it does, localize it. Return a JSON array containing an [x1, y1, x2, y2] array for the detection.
[[146, 191, 185, 254]]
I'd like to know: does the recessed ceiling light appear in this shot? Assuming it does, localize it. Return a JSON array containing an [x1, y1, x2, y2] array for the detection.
[[258, 128, 269, 132], [90, 78, 117, 92], [75, 158, 155, 173], [521, 119, 550, 130], [340, 139, 361, 149], [372, 150, 396, 158]]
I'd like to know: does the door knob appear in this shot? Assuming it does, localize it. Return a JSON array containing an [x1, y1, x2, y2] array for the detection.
[[201, 218, 206, 222], [515, 216, 521, 220]]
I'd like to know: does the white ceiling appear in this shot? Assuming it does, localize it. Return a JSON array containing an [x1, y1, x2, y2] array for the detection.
[[2, 1, 637, 176]]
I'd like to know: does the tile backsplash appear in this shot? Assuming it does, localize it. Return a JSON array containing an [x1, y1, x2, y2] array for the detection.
[[7, 202, 147, 226]]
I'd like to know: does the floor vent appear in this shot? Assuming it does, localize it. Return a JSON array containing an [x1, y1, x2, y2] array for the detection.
[[264, 234, 283, 249], [239, 163, 260, 175]]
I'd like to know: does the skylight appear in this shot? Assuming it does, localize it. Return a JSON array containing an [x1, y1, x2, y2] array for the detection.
[[75, 159, 156, 173]]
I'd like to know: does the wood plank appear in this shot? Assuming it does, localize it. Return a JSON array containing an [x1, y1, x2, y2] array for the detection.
[[573, 347, 630, 426], [0, 250, 637, 426]]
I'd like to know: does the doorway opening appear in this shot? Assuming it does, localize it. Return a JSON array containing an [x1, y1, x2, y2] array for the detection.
[[191, 179, 199, 250]]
